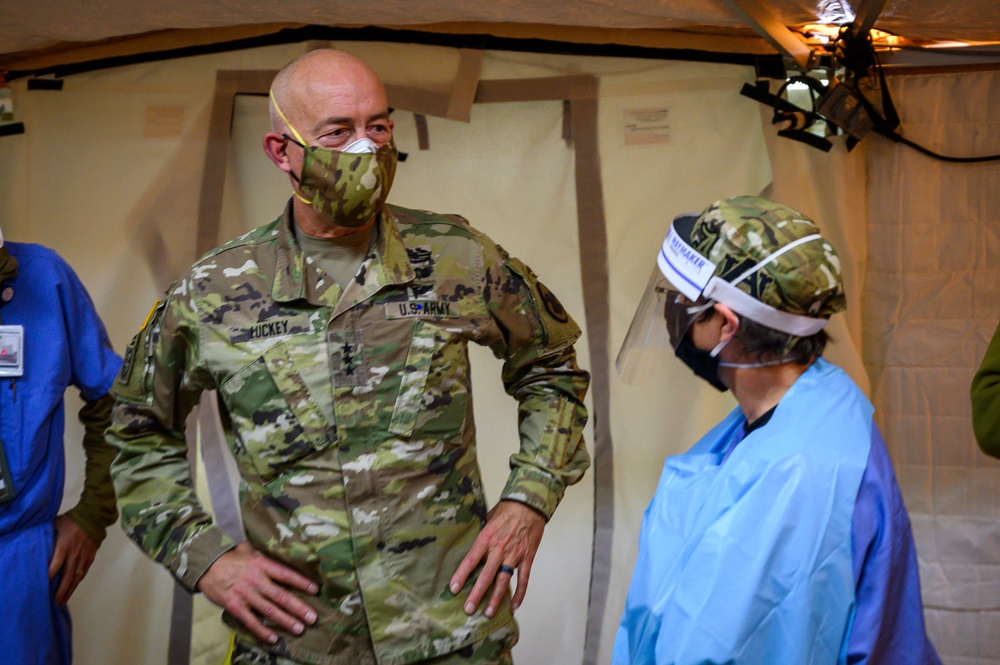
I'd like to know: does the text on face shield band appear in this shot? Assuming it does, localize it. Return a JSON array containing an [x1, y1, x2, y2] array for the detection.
[[657, 225, 716, 302]]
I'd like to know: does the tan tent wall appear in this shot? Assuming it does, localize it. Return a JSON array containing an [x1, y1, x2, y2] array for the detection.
[[0, 38, 996, 665], [864, 68, 1000, 665]]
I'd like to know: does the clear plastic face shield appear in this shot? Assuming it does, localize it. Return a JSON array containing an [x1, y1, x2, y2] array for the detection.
[[617, 211, 834, 384], [616, 214, 714, 384], [615, 269, 673, 385], [615, 271, 715, 384]]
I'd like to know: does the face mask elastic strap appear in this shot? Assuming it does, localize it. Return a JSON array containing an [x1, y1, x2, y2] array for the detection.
[[280, 141, 304, 186], [709, 338, 729, 358], [280, 138, 305, 185], [283, 137, 312, 204], [686, 301, 715, 318], [711, 312, 797, 369], [270, 90, 307, 144], [718, 357, 795, 369]]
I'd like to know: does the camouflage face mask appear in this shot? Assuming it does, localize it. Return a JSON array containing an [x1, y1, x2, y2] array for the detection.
[[285, 136, 398, 228]]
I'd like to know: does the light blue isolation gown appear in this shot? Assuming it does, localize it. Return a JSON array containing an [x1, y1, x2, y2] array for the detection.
[[614, 358, 940, 665]]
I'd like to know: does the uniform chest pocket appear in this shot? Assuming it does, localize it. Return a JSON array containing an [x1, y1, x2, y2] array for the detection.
[[219, 340, 336, 482], [388, 320, 468, 442]]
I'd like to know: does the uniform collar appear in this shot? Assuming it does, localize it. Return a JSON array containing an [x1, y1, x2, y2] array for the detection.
[[272, 200, 416, 311]]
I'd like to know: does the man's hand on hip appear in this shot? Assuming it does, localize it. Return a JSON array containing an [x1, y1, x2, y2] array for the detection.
[[197, 541, 320, 645], [449, 500, 546, 618]]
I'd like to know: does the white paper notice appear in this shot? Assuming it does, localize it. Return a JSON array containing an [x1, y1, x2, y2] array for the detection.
[[624, 107, 671, 146]]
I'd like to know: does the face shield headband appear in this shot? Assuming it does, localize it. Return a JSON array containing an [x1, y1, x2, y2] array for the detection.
[[658, 218, 830, 338]]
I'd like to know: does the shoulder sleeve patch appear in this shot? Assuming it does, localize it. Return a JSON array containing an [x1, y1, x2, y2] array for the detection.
[[536, 281, 570, 324], [505, 257, 580, 350], [113, 296, 169, 405]]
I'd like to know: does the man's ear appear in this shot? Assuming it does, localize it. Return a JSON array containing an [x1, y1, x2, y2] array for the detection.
[[263, 132, 292, 172], [713, 303, 741, 343]]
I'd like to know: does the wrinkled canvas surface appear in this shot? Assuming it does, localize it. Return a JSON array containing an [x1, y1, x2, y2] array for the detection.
[[4, 0, 1000, 60], [1, 37, 995, 665]]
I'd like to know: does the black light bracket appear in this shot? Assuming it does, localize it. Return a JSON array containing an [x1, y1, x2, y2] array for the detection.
[[727, 0, 895, 152]]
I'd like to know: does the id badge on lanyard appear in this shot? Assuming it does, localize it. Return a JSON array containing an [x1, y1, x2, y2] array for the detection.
[[0, 324, 22, 503], [0, 325, 24, 378]]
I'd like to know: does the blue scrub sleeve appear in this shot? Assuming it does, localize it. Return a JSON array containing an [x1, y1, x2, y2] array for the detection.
[[57, 262, 121, 400], [57, 255, 122, 543]]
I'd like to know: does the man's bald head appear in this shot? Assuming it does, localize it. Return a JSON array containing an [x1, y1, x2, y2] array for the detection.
[[268, 50, 386, 135]]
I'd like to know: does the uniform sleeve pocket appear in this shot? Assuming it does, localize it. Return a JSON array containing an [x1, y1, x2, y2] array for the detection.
[[219, 341, 336, 482]]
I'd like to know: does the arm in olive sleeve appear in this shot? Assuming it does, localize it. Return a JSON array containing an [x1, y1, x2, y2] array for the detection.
[[972, 321, 1000, 458], [64, 393, 118, 546], [486, 253, 591, 520], [107, 287, 236, 591]]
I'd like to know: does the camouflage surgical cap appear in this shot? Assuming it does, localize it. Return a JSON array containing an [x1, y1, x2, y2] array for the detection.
[[681, 195, 847, 320]]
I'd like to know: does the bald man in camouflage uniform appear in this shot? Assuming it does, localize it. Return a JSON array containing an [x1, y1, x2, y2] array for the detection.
[[107, 50, 589, 665]]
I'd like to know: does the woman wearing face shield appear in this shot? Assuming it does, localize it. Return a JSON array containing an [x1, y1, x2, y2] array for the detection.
[[613, 196, 940, 665]]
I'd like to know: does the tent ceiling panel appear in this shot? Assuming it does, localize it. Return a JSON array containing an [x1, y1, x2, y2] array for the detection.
[[4, 0, 1000, 72]]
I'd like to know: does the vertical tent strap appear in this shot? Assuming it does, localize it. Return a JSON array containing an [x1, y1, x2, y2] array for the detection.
[[414, 114, 431, 150], [447, 49, 484, 122], [196, 71, 236, 258], [385, 48, 483, 122], [568, 84, 615, 665], [475, 77, 614, 663], [167, 393, 246, 665], [199, 391, 246, 542], [197, 70, 275, 257], [167, 407, 202, 665], [168, 580, 193, 665]]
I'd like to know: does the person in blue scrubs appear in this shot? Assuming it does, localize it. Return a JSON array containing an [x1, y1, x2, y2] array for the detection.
[[0, 224, 122, 665], [614, 196, 940, 665]]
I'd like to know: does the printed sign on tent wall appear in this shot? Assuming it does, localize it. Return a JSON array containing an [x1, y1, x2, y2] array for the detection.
[[623, 107, 671, 146]]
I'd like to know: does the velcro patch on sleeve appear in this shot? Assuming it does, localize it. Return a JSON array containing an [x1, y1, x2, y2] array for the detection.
[[113, 298, 167, 405], [505, 257, 579, 349]]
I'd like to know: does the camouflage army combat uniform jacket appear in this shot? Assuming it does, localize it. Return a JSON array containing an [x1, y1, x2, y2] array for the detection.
[[108, 202, 591, 665]]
